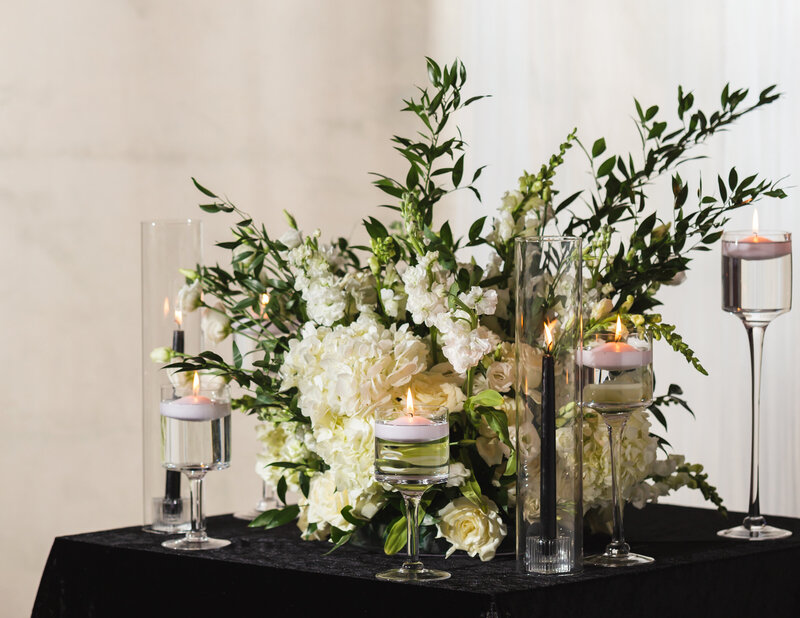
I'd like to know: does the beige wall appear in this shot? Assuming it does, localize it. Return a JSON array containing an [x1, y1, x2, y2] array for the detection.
[[3, 1, 800, 615], [1, 1, 431, 615]]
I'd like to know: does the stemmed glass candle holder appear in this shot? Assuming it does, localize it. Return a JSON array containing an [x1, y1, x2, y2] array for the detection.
[[583, 318, 654, 567], [719, 222, 792, 541], [515, 237, 583, 575], [160, 375, 232, 550], [374, 392, 449, 581]]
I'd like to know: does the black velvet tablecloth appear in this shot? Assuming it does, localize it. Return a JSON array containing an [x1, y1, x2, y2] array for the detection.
[[33, 504, 800, 618]]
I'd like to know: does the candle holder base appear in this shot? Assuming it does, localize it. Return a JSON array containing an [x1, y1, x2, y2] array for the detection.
[[526, 534, 574, 574], [717, 523, 792, 541], [585, 548, 654, 568], [375, 563, 450, 582], [142, 497, 191, 534]]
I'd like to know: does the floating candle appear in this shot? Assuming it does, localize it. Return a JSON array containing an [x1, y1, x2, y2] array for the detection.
[[374, 389, 448, 442], [161, 373, 231, 421], [583, 317, 652, 370], [722, 210, 792, 260]]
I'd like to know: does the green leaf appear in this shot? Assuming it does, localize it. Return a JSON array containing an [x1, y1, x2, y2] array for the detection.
[[728, 167, 738, 191], [597, 156, 617, 177], [276, 476, 287, 505], [232, 338, 242, 369], [192, 177, 218, 198], [468, 216, 486, 242], [384, 516, 407, 555], [325, 527, 353, 554], [481, 408, 511, 446], [340, 505, 368, 528], [644, 105, 659, 121], [591, 137, 606, 158], [452, 154, 464, 187], [467, 389, 504, 409], [249, 504, 300, 529]]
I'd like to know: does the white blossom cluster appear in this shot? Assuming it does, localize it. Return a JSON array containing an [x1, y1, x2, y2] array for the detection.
[[278, 313, 430, 535], [401, 250, 500, 374], [486, 191, 551, 245], [254, 421, 313, 492]]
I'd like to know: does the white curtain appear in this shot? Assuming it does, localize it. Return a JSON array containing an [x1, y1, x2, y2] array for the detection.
[[432, 0, 800, 516]]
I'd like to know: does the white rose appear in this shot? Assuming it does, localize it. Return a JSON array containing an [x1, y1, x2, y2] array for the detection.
[[150, 346, 173, 363], [590, 298, 614, 321], [476, 419, 510, 467], [446, 462, 470, 487], [279, 228, 302, 249], [436, 497, 507, 561], [201, 302, 232, 343], [177, 280, 202, 313], [486, 361, 513, 393]]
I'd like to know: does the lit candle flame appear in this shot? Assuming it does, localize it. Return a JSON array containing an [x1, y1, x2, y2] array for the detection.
[[543, 321, 554, 352], [615, 315, 623, 342], [406, 387, 415, 418], [174, 309, 183, 328], [752, 209, 760, 237], [163, 297, 170, 318], [192, 372, 200, 397], [260, 293, 270, 318]]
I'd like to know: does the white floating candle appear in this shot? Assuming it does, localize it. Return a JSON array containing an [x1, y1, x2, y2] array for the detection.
[[375, 416, 449, 443], [160, 373, 231, 421]]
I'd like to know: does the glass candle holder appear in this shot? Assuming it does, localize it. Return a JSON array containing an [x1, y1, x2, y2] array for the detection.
[[374, 395, 449, 581], [719, 227, 792, 541], [515, 236, 583, 575], [141, 219, 203, 534], [583, 319, 654, 567], [160, 377, 232, 551]]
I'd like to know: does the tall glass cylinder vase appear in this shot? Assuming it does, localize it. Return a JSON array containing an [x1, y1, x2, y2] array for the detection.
[[141, 219, 203, 533], [515, 236, 583, 575]]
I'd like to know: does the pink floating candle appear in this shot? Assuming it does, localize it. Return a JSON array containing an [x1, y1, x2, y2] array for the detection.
[[722, 210, 792, 260], [583, 317, 652, 370]]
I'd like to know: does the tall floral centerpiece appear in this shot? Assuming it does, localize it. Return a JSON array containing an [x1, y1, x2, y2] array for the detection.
[[163, 59, 785, 559]]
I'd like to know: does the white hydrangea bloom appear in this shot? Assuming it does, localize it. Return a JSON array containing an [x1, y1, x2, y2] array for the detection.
[[279, 314, 429, 494]]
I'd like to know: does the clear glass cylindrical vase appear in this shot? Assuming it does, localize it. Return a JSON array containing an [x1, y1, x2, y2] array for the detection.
[[141, 219, 203, 532], [515, 236, 583, 574]]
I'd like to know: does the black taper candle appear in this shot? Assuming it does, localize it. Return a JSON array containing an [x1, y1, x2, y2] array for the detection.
[[165, 327, 185, 503], [540, 348, 557, 541]]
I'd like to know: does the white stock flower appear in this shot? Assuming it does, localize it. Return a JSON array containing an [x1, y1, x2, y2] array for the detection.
[[379, 287, 406, 318], [177, 280, 202, 313], [201, 302, 232, 343], [436, 497, 507, 561], [440, 323, 500, 375]]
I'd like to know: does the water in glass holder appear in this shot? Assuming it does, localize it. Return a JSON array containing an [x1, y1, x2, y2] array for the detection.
[[160, 378, 232, 551], [373, 395, 449, 581]]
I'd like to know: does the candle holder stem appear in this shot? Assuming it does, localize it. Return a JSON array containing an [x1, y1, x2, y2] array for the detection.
[[162, 471, 231, 551], [606, 414, 629, 555], [403, 490, 423, 569], [375, 487, 449, 581], [585, 411, 653, 567], [745, 323, 766, 528]]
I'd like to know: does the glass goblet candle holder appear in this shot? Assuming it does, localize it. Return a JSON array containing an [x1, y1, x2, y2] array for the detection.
[[719, 226, 792, 540], [160, 376, 232, 551], [583, 319, 654, 567], [374, 395, 449, 581]]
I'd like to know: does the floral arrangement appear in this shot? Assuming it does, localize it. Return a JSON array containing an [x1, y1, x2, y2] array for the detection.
[[161, 59, 785, 560]]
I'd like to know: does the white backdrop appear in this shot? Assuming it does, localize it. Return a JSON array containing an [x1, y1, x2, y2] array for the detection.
[[2, 1, 799, 615]]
